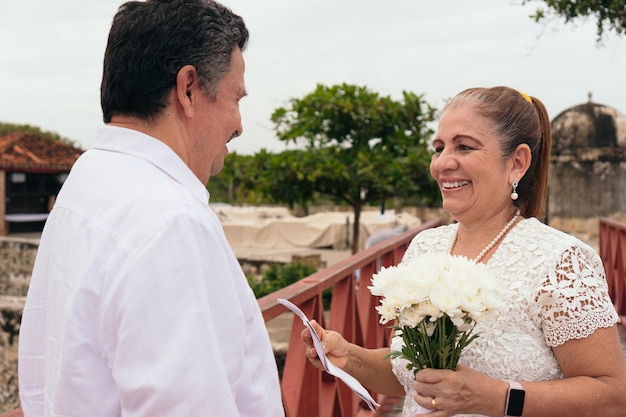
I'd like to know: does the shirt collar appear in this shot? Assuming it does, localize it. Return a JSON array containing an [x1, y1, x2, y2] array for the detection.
[[92, 125, 210, 205]]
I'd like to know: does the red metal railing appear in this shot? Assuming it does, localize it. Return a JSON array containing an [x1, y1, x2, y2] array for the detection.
[[599, 217, 626, 317], [5, 217, 625, 417], [0, 218, 442, 417], [259, 218, 442, 417]]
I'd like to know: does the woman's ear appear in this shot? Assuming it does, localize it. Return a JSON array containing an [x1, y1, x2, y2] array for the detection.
[[510, 143, 532, 182]]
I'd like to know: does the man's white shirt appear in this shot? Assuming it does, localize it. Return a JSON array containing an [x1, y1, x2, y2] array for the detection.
[[18, 125, 284, 417]]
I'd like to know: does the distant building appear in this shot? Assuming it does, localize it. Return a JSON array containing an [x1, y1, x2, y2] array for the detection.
[[549, 94, 626, 219], [0, 131, 83, 235]]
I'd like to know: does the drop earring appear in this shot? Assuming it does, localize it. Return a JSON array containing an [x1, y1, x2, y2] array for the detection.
[[511, 181, 519, 201]]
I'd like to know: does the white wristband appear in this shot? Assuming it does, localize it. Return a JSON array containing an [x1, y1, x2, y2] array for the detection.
[[504, 380, 525, 417]]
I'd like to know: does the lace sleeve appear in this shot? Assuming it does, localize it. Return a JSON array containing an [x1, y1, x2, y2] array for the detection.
[[534, 244, 619, 347]]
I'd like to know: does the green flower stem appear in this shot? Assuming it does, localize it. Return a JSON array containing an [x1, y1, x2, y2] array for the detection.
[[385, 315, 479, 374]]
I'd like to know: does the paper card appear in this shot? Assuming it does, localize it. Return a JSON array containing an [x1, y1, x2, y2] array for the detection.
[[277, 298, 380, 412]]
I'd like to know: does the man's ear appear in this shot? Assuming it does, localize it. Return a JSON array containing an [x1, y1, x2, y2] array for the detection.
[[175, 65, 199, 118], [510, 143, 532, 182]]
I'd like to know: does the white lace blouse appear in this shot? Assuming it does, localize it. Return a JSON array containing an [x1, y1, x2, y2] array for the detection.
[[390, 217, 619, 417]]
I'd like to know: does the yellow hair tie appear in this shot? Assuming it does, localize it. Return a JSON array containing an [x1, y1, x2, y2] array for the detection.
[[518, 90, 532, 104]]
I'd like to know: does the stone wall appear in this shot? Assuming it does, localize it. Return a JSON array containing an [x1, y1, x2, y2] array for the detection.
[[0, 238, 37, 297], [0, 171, 7, 236], [549, 159, 626, 218], [0, 296, 22, 412], [0, 237, 35, 413]]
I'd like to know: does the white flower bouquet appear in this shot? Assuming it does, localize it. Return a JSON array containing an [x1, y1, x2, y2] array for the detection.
[[369, 252, 503, 373]]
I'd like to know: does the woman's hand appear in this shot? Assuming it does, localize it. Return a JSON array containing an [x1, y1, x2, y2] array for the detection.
[[301, 320, 350, 371], [301, 320, 406, 397], [412, 364, 508, 416]]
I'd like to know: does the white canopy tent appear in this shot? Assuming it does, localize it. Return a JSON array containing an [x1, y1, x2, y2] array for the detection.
[[212, 205, 421, 251]]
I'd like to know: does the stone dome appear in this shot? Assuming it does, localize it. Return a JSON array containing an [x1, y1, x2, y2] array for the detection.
[[548, 94, 626, 219], [551, 94, 626, 160]]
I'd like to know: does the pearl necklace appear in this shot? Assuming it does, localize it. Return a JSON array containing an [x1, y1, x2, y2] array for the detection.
[[447, 209, 520, 263]]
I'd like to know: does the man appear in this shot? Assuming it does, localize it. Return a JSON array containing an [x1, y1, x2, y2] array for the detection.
[[18, 1, 284, 416]]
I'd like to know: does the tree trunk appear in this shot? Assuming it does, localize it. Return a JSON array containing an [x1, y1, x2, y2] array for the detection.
[[351, 204, 362, 254]]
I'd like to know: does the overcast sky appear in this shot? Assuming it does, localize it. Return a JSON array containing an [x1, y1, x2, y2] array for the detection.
[[1, 0, 624, 154]]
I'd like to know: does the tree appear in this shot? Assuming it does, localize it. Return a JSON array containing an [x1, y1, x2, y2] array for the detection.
[[209, 152, 251, 203], [0, 122, 79, 148], [524, 0, 626, 40], [269, 83, 439, 254], [208, 152, 275, 205], [248, 149, 318, 213]]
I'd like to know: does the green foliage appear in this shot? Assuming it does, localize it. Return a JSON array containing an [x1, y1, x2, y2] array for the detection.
[[524, 0, 626, 40], [0, 122, 79, 148], [387, 316, 479, 373], [207, 151, 343, 211], [247, 262, 318, 299], [248, 149, 318, 211], [208, 152, 272, 204], [267, 83, 440, 253]]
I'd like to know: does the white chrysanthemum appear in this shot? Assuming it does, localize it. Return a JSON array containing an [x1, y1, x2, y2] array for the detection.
[[369, 252, 502, 326], [374, 300, 395, 324], [456, 317, 475, 333], [415, 299, 442, 321], [371, 252, 504, 372], [429, 287, 463, 318], [398, 306, 428, 327]]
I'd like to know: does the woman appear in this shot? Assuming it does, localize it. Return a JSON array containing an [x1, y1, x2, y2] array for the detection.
[[302, 86, 626, 416]]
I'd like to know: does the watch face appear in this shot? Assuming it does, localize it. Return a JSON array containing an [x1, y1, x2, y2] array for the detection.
[[507, 389, 525, 416]]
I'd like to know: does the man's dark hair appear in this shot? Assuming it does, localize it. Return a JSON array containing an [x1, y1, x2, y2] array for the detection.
[[100, 0, 249, 123]]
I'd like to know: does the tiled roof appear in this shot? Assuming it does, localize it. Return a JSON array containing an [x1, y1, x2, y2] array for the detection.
[[0, 132, 83, 172]]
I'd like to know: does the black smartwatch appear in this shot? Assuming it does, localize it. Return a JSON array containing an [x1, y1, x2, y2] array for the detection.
[[505, 380, 525, 416]]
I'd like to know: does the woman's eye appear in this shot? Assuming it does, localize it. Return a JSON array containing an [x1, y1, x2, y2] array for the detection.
[[434, 145, 444, 153], [458, 144, 472, 151]]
